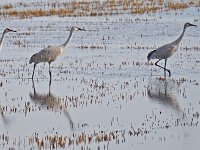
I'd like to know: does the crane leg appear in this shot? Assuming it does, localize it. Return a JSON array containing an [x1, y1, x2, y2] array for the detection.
[[48, 78, 52, 94], [49, 78, 52, 87], [155, 59, 171, 76], [164, 59, 171, 76], [164, 59, 167, 77], [48, 62, 52, 79], [31, 78, 36, 93], [32, 64, 36, 79]]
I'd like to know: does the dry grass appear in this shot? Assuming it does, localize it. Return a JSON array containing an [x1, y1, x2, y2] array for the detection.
[[132, 6, 160, 14], [194, 0, 200, 7], [0, 0, 198, 18], [167, 1, 188, 10], [0, 8, 75, 18], [3, 4, 13, 9]]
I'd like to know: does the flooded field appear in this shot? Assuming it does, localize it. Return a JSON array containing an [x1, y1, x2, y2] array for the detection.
[[0, 0, 200, 150]]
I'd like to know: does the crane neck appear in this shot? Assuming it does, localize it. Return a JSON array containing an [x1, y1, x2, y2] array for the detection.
[[62, 30, 74, 48], [173, 26, 186, 45], [0, 30, 6, 49]]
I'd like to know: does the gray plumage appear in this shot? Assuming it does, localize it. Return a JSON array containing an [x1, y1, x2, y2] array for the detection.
[[0, 28, 16, 49], [29, 46, 63, 64], [147, 22, 196, 76], [29, 26, 85, 79]]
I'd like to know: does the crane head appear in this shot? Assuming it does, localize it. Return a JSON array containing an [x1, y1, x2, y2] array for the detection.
[[184, 22, 197, 29], [71, 26, 86, 31], [4, 28, 17, 33]]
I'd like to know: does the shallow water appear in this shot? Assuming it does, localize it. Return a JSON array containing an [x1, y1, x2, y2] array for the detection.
[[0, 4, 200, 150]]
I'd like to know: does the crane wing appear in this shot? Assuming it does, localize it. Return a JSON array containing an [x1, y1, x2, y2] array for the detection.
[[150, 43, 178, 60], [29, 46, 63, 64]]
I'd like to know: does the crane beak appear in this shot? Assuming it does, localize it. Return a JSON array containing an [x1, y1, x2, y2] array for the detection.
[[189, 23, 197, 27], [8, 29, 17, 32], [78, 28, 86, 31]]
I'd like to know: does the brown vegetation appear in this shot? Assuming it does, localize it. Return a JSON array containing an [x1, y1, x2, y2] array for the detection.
[[0, 0, 198, 18], [167, 1, 188, 10]]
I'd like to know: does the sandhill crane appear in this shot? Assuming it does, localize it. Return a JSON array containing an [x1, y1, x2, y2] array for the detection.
[[29, 26, 85, 79], [147, 22, 196, 76], [0, 28, 17, 49]]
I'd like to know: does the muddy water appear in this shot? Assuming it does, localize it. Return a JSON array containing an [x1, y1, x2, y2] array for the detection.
[[0, 6, 200, 150]]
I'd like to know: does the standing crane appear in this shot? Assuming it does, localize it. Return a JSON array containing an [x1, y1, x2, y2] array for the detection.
[[29, 26, 85, 79], [0, 28, 17, 49], [147, 22, 196, 76]]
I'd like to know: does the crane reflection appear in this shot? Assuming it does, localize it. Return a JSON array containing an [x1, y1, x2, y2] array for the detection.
[[147, 77, 180, 112], [29, 79, 74, 130]]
